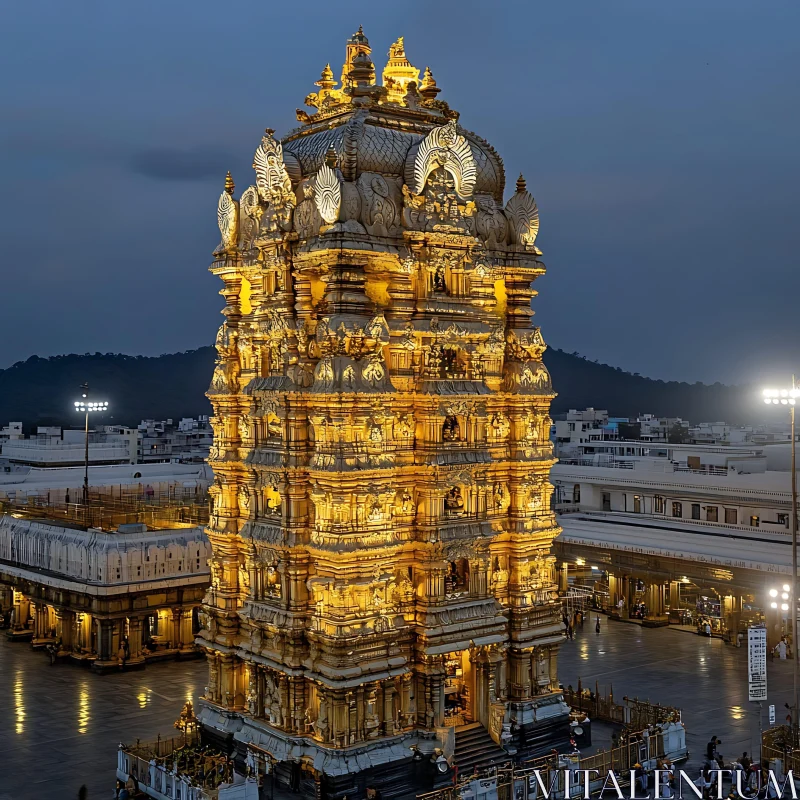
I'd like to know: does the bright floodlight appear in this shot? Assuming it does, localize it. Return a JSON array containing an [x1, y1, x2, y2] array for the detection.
[[784, 584, 791, 592], [783, 593, 790, 600], [770, 589, 779, 597], [771, 602, 779, 609], [763, 387, 797, 406], [783, 603, 790, 611], [75, 400, 109, 412]]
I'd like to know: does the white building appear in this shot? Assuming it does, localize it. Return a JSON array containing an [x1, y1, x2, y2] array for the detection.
[[554, 408, 615, 451], [635, 414, 690, 443], [552, 440, 798, 642], [0, 422, 23, 445], [136, 417, 213, 464], [0, 515, 210, 670], [0, 426, 137, 467]]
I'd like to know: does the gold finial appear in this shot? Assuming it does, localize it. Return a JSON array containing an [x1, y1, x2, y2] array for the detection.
[[389, 37, 405, 58], [419, 66, 441, 101], [516, 174, 527, 193], [224, 171, 235, 195], [325, 146, 338, 169], [264, 127, 275, 137]]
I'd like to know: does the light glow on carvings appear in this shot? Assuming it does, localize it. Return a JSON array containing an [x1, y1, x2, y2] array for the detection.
[[201, 29, 562, 768], [240, 277, 253, 314], [493, 279, 507, 317]]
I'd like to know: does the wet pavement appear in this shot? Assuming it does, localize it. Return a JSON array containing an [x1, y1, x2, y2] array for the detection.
[[0, 639, 205, 800], [558, 616, 794, 773], [0, 617, 794, 798]]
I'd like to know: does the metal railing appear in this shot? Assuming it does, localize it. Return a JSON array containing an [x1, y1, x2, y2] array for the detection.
[[0, 492, 209, 532], [417, 728, 667, 800], [563, 683, 680, 730]]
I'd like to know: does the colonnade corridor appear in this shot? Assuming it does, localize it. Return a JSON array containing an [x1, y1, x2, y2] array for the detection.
[[0, 635, 206, 799], [558, 616, 796, 775]]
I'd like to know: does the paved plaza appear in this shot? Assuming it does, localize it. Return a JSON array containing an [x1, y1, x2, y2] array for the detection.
[[0, 642, 206, 799], [559, 616, 794, 773], [0, 618, 794, 798]]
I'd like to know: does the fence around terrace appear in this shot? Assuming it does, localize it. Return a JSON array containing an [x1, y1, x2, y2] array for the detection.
[[0, 487, 209, 531]]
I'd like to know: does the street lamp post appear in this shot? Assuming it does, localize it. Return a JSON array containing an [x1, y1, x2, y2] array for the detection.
[[73, 383, 109, 508], [762, 383, 799, 724]]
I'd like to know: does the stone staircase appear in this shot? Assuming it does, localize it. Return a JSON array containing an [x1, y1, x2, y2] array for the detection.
[[452, 723, 510, 776]]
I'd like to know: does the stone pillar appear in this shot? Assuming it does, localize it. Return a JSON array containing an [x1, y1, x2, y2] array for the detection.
[[31, 603, 54, 647], [219, 653, 238, 709], [127, 616, 145, 664], [0, 584, 13, 613], [383, 680, 396, 735], [96, 618, 116, 663], [548, 646, 559, 692], [724, 595, 742, 642], [608, 573, 619, 609], [173, 607, 194, 650], [57, 609, 76, 652], [172, 608, 184, 649], [7, 591, 32, 639], [669, 581, 681, 611]]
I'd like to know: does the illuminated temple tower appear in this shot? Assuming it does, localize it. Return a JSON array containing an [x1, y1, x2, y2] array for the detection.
[[199, 29, 569, 797]]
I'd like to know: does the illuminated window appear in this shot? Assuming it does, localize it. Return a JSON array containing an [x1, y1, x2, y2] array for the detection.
[[750, 515, 760, 528], [672, 502, 682, 518], [654, 496, 664, 514], [633, 495, 641, 513]]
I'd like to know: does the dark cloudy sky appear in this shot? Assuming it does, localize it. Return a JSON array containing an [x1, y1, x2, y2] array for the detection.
[[1, 1, 798, 384]]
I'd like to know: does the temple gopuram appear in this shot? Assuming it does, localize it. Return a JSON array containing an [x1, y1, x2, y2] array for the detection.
[[199, 28, 569, 799]]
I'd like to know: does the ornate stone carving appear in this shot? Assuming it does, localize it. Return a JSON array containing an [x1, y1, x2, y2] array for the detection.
[[238, 185, 261, 248], [409, 120, 476, 198], [217, 172, 238, 251], [313, 159, 341, 224], [505, 175, 540, 248]]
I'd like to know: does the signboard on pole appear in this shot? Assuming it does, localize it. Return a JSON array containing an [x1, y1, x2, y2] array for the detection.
[[748, 625, 768, 702], [769, 704, 776, 725]]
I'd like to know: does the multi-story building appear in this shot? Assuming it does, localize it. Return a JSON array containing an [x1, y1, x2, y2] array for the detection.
[[194, 29, 567, 798], [551, 441, 796, 645], [553, 408, 614, 451], [0, 516, 210, 671], [136, 417, 213, 464], [0, 426, 137, 467], [0, 422, 23, 446]]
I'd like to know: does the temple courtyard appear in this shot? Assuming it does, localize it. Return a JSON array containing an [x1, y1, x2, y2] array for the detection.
[[0, 619, 791, 799]]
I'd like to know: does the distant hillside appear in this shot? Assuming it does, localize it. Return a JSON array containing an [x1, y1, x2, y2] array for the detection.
[[0, 347, 754, 430]]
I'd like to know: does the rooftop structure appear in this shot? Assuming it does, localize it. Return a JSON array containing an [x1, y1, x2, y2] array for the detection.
[[0, 426, 137, 467]]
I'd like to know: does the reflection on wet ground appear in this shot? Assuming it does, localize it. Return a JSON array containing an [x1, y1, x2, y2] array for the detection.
[[0, 638, 205, 799]]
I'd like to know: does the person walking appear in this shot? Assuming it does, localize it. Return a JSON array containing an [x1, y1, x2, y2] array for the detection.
[[595, 616, 601, 634]]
